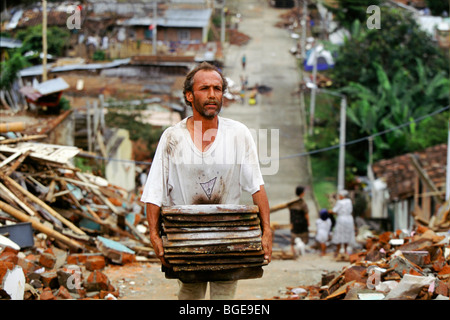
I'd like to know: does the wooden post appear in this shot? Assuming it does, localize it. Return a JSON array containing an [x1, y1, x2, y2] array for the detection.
[[42, 0, 48, 82], [0, 200, 84, 251], [1, 173, 86, 235]]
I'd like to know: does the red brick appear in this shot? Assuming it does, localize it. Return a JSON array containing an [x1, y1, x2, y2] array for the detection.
[[438, 265, 450, 276], [0, 261, 15, 284], [121, 252, 136, 264], [66, 253, 88, 265], [16, 256, 40, 275], [39, 252, 56, 269], [435, 280, 449, 297], [40, 287, 56, 300], [85, 270, 110, 292], [379, 232, 393, 244], [40, 271, 59, 289], [85, 255, 106, 271], [344, 265, 368, 284], [56, 285, 74, 300], [0, 247, 19, 264]]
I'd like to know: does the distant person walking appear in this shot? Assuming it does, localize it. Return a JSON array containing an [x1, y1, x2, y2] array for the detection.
[[330, 190, 355, 257], [241, 54, 246, 70]]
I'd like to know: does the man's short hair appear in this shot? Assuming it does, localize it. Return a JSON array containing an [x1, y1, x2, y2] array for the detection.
[[296, 185, 305, 196], [183, 61, 228, 107]]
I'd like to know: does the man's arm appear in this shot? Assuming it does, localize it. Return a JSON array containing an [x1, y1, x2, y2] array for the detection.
[[146, 203, 169, 267], [252, 185, 272, 263]]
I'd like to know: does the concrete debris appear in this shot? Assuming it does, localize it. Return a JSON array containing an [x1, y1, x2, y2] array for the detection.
[[269, 224, 450, 300], [0, 140, 158, 299]]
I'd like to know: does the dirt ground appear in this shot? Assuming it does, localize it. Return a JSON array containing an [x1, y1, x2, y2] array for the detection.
[[103, 251, 350, 300]]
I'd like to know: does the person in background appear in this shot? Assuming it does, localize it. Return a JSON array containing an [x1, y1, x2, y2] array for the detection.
[[330, 189, 355, 258], [288, 185, 309, 257], [315, 208, 332, 256]]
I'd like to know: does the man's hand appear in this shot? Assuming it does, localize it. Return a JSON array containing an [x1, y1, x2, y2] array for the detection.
[[149, 232, 170, 267], [252, 185, 272, 263], [261, 228, 272, 263], [147, 203, 170, 267]]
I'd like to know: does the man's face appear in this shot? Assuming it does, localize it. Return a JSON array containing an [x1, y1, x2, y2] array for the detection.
[[187, 70, 223, 119]]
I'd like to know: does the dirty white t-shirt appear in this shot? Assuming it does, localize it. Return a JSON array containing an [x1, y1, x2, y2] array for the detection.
[[140, 116, 264, 207]]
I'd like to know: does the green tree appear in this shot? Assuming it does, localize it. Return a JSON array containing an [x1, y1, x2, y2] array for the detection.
[[0, 52, 30, 90], [324, 0, 384, 32], [15, 24, 70, 57], [330, 7, 448, 89], [342, 60, 449, 164]]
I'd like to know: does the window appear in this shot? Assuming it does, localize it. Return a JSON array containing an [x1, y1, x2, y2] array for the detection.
[[178, 29, 190, 41]]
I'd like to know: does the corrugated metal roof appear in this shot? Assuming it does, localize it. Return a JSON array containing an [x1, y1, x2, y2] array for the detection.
[[19, 59, 131, 77], [160, 8, 212, 28], [0, 37, 22, 49], [120, 8, 212, 28]]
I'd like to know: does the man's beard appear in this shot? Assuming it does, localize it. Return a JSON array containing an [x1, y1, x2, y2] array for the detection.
[[192, 96, 222, 119]]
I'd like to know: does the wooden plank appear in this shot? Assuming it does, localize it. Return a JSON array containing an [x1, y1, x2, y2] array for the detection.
[[167, 256, 265, 265], [164, 266, 265, 283], [0, 182, 36, 216], [163, 225, 260, 233], [163, 241, 262, 254], [0, 200, 83, 250], [172, 261, 268, 272], [0, 172, 86, 235], [161, 204, 259, 215], [162, 213, 258, 222], [162, 217, 260, 228], [164, 250, 265, 259], [162, 235, 262, 247], [165, 229, 261, 241], [2, 150, 31, 175], [409, 154, 444, 204]]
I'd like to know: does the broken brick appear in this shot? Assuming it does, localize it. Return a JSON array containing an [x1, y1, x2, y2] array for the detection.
[[434, 279, 449, 297], [40, 287, 56, 300], [85, 270, 110, 292], [0, 247, 19, 264], [57, 265, 83, 292], [16, 256, 40, 275], [402, 251, 431, 267], [56, 285, 73, 300], [39, 252, 56, 269], [40, 271, 59, 289], [344, 265, 368, 284], [438, 265, 450, 276], [85, 255, 106, 271], [379, 232, 393, 244], [0, 261, 15, 284]]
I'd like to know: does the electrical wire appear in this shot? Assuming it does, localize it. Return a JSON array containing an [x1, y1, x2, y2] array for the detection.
[[78, 105, 450, 165]]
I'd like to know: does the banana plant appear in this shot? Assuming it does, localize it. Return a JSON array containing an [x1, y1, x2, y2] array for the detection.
[[341, 59, 449, 160]]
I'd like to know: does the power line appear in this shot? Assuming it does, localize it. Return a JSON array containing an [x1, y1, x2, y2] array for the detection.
[[78, 105, 449, 165], [278, 105, 449, 161]]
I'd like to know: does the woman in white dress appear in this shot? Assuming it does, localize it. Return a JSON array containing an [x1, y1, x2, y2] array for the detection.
[[331, 190, 355, 257]]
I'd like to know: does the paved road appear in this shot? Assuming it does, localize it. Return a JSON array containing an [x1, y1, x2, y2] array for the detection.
[[221, 0, 318, 227]]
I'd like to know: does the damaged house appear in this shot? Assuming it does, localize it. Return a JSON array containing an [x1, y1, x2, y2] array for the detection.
[[372, 144, 448, 232]]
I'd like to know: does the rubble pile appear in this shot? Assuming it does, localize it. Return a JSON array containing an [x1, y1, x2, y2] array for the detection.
[[0, 141, 155, 300], [271, 224, 450, 300]]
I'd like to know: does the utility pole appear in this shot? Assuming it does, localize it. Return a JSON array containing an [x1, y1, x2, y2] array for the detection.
[[299, 0, 307, 136], [221, 0, 226, 47], [152, 0, 157, 55], [300, 0, 307, 62], [309, 44, 318, 135], [313, 88, 347, 192], [42, 0, 48, 82], [446, 118, 450, 201], [337, 96, 347, 192]]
